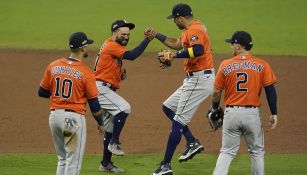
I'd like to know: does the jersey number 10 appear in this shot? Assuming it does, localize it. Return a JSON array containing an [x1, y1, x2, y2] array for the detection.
[[54, 77, 73, 99]]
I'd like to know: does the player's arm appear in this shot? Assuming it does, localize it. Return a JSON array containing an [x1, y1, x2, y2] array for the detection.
[[155, 33, 183, 50], [264, 84, 278, 129], [38, 86, 50, 98], [123, 38, 151, 60], [174, 44, 204, 58], [88, 97, 104, 126], [211, 88, 222, 110]]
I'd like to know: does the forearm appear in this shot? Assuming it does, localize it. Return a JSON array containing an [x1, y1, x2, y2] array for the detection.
[[164, 38, 182, 50], [265, 84, 277, 115], [92, 110, 103, 126], [123, 38, 150, 60], [211, 88, 222, 109], [155, 33, 182, 50], [88, 97, 104, 125]]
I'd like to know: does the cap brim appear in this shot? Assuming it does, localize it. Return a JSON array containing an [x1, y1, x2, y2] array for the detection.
[[87, 39, 94, 44], [126, 23, 135, 30], [225, 38, 233, 43], [166, 14, 174, 19], [121, 23, 135, 30]]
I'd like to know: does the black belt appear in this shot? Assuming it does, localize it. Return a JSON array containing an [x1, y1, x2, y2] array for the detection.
[[226, 105, 257, 108], [102, 82, 117, 91], [51, 109, 77, 113], [188, 70, 212, 76]]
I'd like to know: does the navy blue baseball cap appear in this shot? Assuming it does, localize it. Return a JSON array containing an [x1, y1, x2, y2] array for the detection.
[[225, 31, 253, 50], [111, 20, 135, 32], [69, 32, 94, 49], [167, 3, 193, 19]]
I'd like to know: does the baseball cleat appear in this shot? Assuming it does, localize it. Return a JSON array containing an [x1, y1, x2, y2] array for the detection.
[[151, 162, 173, 175], [99, 162, 124, 173], [108, 142, 125, 156], [178, 139, 204, 163]]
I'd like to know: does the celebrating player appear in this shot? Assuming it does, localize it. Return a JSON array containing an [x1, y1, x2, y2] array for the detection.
[[38, 32, 104, 175], [94, 19, 154, 173], [145, 3, 215, 175], [210, 31, 278, 175]]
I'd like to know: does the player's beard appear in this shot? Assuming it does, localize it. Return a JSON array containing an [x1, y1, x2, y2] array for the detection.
[[116, 37, 129, 46], [83, 51, 88, 58], [176, 23, 185, 30]]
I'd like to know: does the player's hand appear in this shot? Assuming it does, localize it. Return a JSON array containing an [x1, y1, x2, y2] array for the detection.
[[269, 115, 278, 129], [121, 68, 127, 80], [144, 27, 156, 41], [97, 125, 104, 135]]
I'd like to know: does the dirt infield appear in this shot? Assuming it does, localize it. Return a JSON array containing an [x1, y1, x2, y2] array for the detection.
[[0, 49, 306, 154]]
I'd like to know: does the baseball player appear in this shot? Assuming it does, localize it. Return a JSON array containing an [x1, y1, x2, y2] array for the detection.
[[38, 32, 104, 175], [94, 20, 154, 173], [146, 3, 215, 175], [210, 31, 278, 175]]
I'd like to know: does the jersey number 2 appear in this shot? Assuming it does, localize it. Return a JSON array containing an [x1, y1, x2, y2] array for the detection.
[[54, 77, 73, 99], [236, 72, 248, 92]]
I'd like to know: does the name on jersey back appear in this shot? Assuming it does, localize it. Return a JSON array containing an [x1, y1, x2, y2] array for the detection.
[[51, 66, 84, 81], [222, 61, 263, 76]]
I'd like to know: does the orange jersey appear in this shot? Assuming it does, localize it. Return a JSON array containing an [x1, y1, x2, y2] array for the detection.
[[180, 20, 214, 72], [40, 58, 98, 115], [214, 53, 277, 106], [94, 38, 128, 89]]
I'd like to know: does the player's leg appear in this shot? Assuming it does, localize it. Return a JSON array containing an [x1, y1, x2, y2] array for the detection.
[[162, 105, 195, 143], [163, 82, 196, 149], [96, 83, 130, 156], [49, 111, 66, 175], [152, 75, 213, 175], [63, 112, 86, 175], [212, 108, 241, 175], [111, 111, 128, 146], [99, 111, 124, 172], [174, 76, 213, 162], [101, 132, 112, 166], [243, 108, 264, 175], [152, 120, 183, 175]]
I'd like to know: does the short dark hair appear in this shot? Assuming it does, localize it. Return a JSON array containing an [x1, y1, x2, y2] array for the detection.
[[70, 47, 81, 53]]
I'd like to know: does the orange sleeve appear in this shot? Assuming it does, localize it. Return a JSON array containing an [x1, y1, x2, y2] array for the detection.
[[85, 70, 99, 99], [214, 62, 226, 90], [40, 64, 51, 90], [262, 62, 277, 87], [181, 28, 204, 47], [105, 42, 128, 59]]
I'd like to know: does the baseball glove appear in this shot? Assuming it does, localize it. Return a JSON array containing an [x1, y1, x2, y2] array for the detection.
[[207, 107, 224, 131], [157, 50, 174, 69]]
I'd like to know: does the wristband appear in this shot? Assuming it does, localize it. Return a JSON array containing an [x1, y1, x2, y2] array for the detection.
[[212, 101, 220, 110], [156, 33, 167, 42]]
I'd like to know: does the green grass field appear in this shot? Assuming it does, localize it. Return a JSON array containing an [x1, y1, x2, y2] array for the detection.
[[1, 0, 307, 55], [1, 153, 307, 175], [1, 0, 306, 174]]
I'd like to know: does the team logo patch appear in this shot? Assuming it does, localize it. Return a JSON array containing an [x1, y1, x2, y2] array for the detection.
[[190, 35, 198, 41]]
